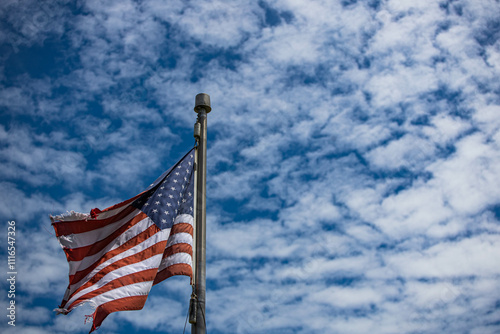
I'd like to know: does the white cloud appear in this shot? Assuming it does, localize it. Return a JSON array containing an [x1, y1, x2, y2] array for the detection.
[[429, 133, 500, 215], [366, 133, 437, 170], [1, 0, 500, 333], [423, 114, 471, 144], [385, 234, 500, 279], [308, 284, 387, 308]]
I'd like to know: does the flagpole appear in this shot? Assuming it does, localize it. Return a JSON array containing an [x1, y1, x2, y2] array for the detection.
[[191, 93, 210, 334]]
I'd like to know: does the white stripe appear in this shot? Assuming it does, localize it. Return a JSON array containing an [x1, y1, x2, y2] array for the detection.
[[67, 227, 170, 297], [166, 232, 192, 248], [66, 253, 163, 310], [174, 214, 193, 226], [51, 211, 89, 222], [67, 216, 156, 277], [159, 252, 192, 270], [58, 209, 140, 249], [53, 201, 136, 223], [82, 281, 153, 311]]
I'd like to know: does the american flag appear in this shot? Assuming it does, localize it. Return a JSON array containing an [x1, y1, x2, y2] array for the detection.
[[51, 148, 195, 332]]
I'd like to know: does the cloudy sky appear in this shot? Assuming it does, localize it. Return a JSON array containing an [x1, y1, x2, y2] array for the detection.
[[1, 0, 500, 333]]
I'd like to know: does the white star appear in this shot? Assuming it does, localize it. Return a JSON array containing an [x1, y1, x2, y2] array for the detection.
[[173, 179, 178, 183], [167, 203, 172, 207], [157, 193, 163, 197], [169, 194, 174, 199], [171, 187, 176, 191], [164, 210, 169, 215], [155, 201, 160, 205], [144, 203, 149, 206], [161, 219, 167, 223], [152, 209, 158, 213]]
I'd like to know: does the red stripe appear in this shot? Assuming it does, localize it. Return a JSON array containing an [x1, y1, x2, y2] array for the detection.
[[53, 205, 138, 237], [153, 263, 192, 285], [100, 193, 144, 213], [69, 224, 161, 285], [90, 295, 149, 333], [170, 222, 193, 236], [64, 239, 167, 307], [69, 269, 157, 311], [63, 211, 148, 262], [163, 243, 192, 259]]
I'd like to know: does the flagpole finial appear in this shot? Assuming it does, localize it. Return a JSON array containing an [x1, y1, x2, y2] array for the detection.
[[194, 93, 211, 113]]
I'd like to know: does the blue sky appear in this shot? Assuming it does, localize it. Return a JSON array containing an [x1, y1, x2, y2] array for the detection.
[[1, 0, 500, 333]]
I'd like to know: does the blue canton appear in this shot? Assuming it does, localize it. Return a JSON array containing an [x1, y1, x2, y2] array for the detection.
[[133, 150, 195, 230]]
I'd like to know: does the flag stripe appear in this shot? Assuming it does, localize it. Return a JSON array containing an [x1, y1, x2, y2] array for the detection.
[[68, 238, 166, 297], [56, 207, 141, 253], [91, 295, 149, 332], [160, 252, 192, 268], [166, 232, 193, 248], [170, 222, 193, 235], [63, 211, 148, 262], [154, 263, 193, 285], [53, 205, 138, 237], [99, 193, 144, 213], [66, 250, 164, 309], [64, 226, 168, 304], [58, 209, 139, 249], [163, 243, 192, 259], [70, 269, 157, 310], [85, 281, 152, 310], [67, 217, 156, 279], [69, 223, 161, 285]]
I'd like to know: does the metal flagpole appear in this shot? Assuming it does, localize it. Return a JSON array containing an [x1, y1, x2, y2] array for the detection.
[[190, 93, 210, 334]]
